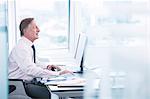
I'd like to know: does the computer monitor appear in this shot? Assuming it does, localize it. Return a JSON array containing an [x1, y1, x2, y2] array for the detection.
[[74, 33, 87, 72], [41, 33, 87, 72]]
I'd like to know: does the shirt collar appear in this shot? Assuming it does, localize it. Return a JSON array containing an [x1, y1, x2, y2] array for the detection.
[[21, 36, 34, 47]]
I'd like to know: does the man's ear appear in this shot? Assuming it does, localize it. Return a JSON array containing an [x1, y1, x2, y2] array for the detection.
[[23, 28, 26, 34], [23, 27, 29, 35]]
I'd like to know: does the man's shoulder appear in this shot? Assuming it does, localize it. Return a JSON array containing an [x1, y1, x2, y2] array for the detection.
[[11, 42, 31, 54]]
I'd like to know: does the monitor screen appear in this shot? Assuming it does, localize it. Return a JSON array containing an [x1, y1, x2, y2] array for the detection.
[[74, 33, 87, 72]]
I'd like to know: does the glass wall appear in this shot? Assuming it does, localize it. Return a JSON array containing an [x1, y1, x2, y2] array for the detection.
[[75, 0, 150, 99], [0, 0, 8, 98]]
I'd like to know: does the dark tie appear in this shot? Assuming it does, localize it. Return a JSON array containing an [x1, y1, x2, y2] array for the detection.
[[31, 45, 36, 63]]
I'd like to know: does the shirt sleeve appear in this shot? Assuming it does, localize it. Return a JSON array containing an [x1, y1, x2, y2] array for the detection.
[[13, 47, 59, 78], [36, 57, 49, 69]]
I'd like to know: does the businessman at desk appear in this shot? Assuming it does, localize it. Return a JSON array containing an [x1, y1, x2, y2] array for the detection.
[[8, 18, 73, 99]]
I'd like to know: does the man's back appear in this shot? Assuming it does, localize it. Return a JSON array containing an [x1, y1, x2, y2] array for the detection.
[[8, 37, 34, 81]]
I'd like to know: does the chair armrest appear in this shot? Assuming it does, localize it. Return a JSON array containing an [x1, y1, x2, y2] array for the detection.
[[9, 79, 23, 81]]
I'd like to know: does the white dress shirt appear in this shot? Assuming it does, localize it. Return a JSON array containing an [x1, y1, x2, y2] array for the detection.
[[8, 37, 59, 81]]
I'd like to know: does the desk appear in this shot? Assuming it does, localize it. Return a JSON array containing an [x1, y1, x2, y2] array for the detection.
[[46, 70, 101, 99], [47, 85, 84, 99]]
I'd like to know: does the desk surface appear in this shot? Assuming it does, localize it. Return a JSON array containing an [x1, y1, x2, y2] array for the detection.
[[47, 85, 84, 98], [47, 85, 84, 92], [46, 70, 101, 99]]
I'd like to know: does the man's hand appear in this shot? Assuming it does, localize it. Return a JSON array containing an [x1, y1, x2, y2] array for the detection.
[[47, 65, 61, 71], [59, 70, 73, 75], [47, 65, 73, 75]]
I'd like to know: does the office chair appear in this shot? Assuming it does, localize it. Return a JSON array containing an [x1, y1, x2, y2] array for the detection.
[[9, 79, 59, 99], [9, 79, 31, 99]]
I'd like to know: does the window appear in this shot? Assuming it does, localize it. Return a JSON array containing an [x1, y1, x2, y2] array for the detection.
[[16, 0, 69, 49], [9, 0, 75, 57]]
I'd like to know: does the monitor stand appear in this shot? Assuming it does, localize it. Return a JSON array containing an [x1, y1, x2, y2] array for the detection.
[[73, 55, 84, 74], [80, 55, 84, 73]]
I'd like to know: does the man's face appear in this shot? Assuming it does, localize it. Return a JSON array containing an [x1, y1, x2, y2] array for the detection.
[[24, 20, 40, 42]]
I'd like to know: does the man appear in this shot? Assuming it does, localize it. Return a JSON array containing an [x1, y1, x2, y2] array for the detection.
[[8, 18, 72, 99]]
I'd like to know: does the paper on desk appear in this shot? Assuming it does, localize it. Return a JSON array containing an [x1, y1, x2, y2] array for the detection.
[[43, 76, 66, 85], [57, 77, 86, 87], [48, 76, 66, 81], [44, 76, 86, 86]]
